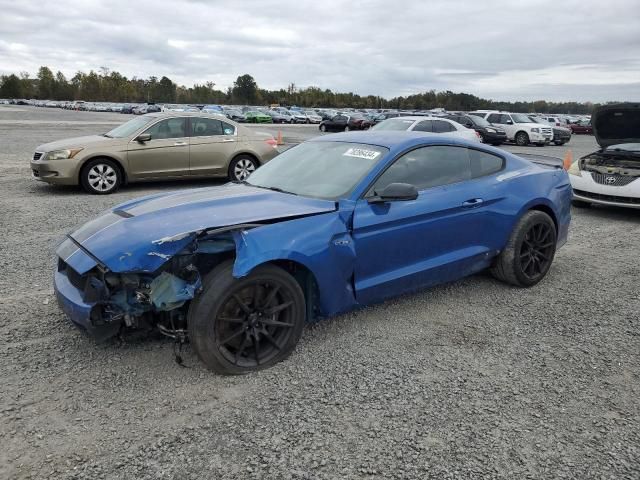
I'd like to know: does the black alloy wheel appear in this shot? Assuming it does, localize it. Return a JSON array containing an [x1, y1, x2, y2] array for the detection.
[[188, 262, 305, 374], [518, 221, 555, 281], [490, 210, 557, 287]]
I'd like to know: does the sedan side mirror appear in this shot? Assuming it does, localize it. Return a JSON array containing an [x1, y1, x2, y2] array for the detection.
[[136, 133, 151, 142], [505, 120, 513, 125], [368, 183, 419, 204]]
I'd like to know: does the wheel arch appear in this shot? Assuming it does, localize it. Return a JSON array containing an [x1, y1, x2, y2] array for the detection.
[[524, 201, 559, 233], [231, 150, 261, 166], [78, 154, 128, 184]]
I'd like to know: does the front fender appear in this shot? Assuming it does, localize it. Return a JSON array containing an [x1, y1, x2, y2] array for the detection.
[[232, 212, 358, 317]]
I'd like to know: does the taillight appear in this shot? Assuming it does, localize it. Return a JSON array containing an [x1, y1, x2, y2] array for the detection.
[[265, 138, 278, 148]]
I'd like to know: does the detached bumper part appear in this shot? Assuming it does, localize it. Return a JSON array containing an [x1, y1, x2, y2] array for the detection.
[[54, 270, 120, 341]]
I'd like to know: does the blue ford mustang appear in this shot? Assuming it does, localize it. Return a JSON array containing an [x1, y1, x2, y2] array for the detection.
[[54, 131, 571, 374]]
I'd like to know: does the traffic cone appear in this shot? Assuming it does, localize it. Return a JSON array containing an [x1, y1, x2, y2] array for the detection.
[[276, 131, 284, 146], [562, 149, 573, 170]]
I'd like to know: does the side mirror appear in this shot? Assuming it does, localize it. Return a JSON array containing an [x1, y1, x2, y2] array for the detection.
[[505, 120, 513, 125], [368, 183, 418, 204], [136, 133, 151, 142]]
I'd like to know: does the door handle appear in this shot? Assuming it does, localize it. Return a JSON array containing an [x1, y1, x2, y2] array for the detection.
[[462, 198, 484, 208], [222, 138, 235, 142], [173, 141, 187, 146]]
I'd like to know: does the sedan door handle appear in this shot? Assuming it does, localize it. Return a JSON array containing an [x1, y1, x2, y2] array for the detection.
[[173, 141, 187, 146], [222, 138, 235, 142], [462, 198, 484, 208]]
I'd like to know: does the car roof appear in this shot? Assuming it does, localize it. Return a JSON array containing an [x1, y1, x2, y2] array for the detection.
[[311, 131, 472, 149], [145, 112, 227, 120]]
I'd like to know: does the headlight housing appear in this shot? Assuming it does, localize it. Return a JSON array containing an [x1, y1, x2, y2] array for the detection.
[[530, 128, 540, 133], [46, 148, 83, 160], [486, 128, 496, 133], [567, 160, 582, 177]]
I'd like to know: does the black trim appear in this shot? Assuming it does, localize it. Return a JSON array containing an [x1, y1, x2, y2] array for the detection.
[[65, 234, 108, 270]]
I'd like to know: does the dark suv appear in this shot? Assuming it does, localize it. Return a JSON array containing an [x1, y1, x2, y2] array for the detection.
[[445, 113, 507, 146]]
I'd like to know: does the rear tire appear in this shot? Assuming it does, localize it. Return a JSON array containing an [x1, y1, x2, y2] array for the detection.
[[491, 210, 557, 287], [80, 158, 122, 194], [228, 155, 258, 181], [188, 261, 306, 374], [515, 131, 529, 146]]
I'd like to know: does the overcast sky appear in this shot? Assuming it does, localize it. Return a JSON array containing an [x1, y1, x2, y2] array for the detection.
[[1, 0, 638, 102]]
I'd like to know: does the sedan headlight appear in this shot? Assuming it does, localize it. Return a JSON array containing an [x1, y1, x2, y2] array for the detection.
[[486, 128, 496, 133], [46, 148, 83, 160], [567, 160, 582, 177], [530, 128, 540, 133]]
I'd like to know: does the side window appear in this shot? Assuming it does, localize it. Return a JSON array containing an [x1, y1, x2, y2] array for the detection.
[[501, 114, 512, 124], [191, 118, 223, 137], [221, 121, 235, 135], [144, 118, 187, 140], [432, 120, 455, 133], [487, 113, 501, 123], [413, 120, 432, 132], [469, 149, 504, 178], [371, 146, 471, 193]]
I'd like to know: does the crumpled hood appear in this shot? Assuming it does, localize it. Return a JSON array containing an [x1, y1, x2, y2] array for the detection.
[[36, 135, 121, 152], [64, 184, 336, 273], [592, 103, 640, 148]]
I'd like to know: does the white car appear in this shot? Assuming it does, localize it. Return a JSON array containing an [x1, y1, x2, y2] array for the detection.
[[483, 112, 554, 146], [303, 110, 323, 123], [371, 116, 481, 142], [568, 103, 640, 209]]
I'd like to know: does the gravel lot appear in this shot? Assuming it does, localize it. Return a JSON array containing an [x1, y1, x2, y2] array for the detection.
[[1, 106, 639, 480]]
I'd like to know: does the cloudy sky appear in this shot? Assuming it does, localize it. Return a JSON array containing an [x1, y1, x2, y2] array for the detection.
[[1, 0, 638, 102]]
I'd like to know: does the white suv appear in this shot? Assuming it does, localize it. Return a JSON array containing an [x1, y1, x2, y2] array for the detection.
[[483, 112, 554, 146]]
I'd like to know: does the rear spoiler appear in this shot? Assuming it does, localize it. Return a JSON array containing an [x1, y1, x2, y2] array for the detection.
[[517, 153, 564, 169]]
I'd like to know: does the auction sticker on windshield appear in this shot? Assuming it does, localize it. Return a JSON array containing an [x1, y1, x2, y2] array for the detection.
[[343, 147, 381, 160]]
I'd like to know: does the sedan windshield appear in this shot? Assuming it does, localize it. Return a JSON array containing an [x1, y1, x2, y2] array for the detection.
[[512, 113, 534, 124], [105, 116, 155, 138], [468, 115, 491, 127], [371, 118, 416, 131], [246, 141, 388, 199]]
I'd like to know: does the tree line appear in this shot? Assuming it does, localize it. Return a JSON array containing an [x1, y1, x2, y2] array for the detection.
[[0, 66, 597, 114]]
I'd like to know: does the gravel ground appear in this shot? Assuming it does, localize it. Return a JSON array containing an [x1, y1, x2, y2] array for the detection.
[[1, 106, 639, 479]]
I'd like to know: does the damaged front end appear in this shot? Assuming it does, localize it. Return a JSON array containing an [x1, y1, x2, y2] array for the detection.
[[54, 230, 239, 342]]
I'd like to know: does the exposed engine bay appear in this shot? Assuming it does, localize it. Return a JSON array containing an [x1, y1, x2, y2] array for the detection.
[[580, 150, 640, 177]]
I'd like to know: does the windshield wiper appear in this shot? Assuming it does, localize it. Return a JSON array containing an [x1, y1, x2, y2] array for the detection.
[[246, 183, 298, 196]]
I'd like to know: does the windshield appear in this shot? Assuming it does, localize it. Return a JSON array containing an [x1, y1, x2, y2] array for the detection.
[[512, 113, 534, 124], [371, 118, 415, 131], [246, 141, 388, 199], [105, 116, 155, 138], [468, 115, 490, 127], [528, 116, 545, 124]]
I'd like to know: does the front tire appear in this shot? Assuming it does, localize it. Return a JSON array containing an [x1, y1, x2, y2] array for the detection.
[[188, 261, 306, 374], [80, 158, 122, 194], [319, 124, 327, 132], [491, 210, 557, 287], [515, 131, 529, 146], [228, 155, 258, 182]]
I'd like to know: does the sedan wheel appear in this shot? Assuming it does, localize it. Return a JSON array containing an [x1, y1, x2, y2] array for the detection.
[[188, 262, 306, 374], [81, 158, 121, 194], [229, 155, 258, 181], [491, 210, 556, 287], [319, 124, 327, 132]]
